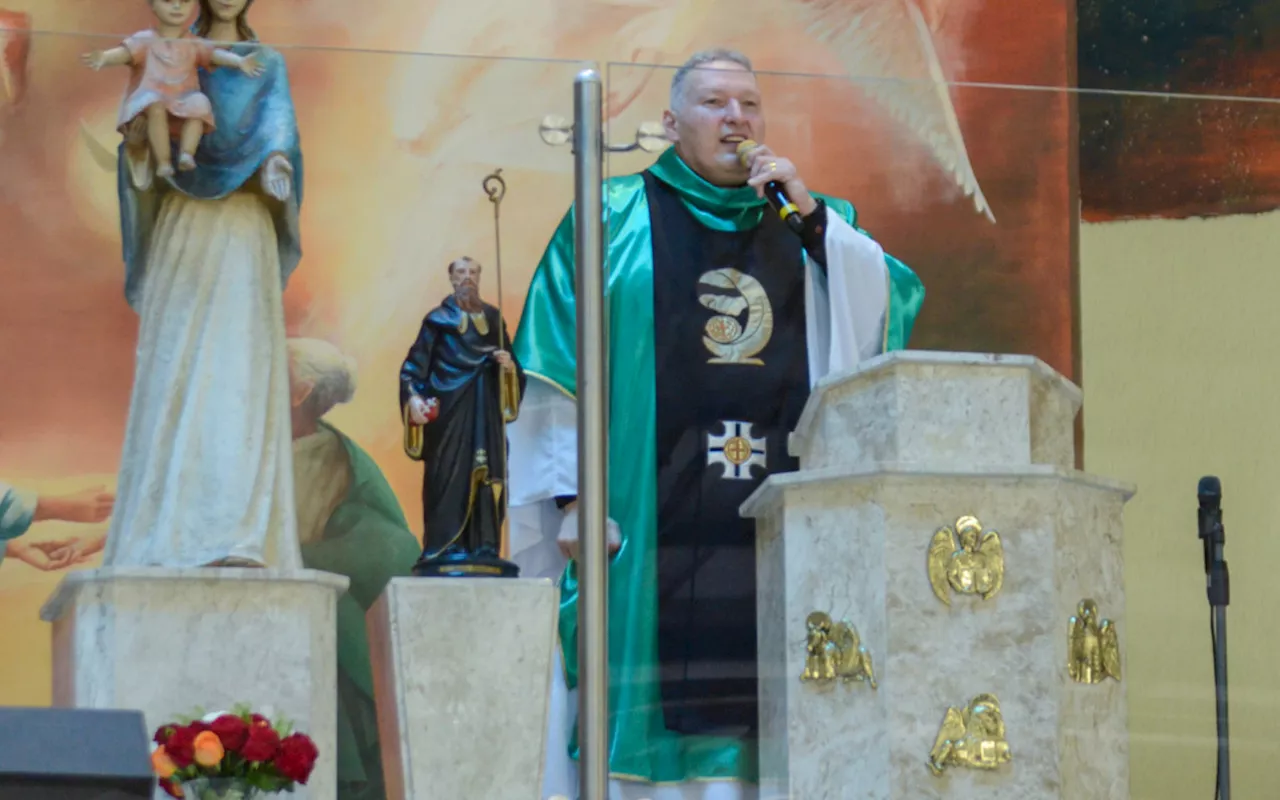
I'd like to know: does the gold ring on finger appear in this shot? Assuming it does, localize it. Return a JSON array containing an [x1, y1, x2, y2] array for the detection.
[[769, 161, 777, 171]]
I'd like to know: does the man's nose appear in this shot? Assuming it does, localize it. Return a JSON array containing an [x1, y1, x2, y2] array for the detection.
[[723, 99, 744, 123]]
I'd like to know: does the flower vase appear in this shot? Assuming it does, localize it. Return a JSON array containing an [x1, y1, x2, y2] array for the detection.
[[179, 777, 262, 800]]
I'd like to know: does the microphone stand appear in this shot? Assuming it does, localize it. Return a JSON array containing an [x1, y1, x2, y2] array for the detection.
[[1198, 478, 1230, 800]]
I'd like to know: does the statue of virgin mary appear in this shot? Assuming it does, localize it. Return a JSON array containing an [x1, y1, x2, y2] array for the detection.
[[103, 0, 303, 569]]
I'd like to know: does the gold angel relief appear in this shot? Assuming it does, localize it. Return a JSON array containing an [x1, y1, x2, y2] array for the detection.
[[928, 694, 1012, 776], [927, 515, 1004, 606], [800, 611, 877, 689], [1067, 599, 1121, 684]]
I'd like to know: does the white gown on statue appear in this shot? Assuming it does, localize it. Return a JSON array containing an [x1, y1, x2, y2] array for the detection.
[[103, 190, 301, 569]]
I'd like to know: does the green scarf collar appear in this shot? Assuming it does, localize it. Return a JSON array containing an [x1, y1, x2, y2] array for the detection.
[[645, 147, 766, 232]]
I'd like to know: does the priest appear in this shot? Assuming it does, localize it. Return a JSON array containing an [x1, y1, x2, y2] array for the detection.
[[507, 48, 925, 799]]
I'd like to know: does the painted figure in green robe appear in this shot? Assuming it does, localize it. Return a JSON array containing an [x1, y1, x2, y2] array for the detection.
[[287, 338, 422, 800], [505, 48, 925, 800]]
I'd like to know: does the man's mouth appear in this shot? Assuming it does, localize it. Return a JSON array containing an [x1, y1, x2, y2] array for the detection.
[[721, 134, 747, 144]]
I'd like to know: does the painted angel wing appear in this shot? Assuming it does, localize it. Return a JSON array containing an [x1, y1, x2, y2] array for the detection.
[[788, 0, 994, 222], [927, 525, 955, 606], [79, 121, 120, 172], [1100, 620, 1121, 681], [978, 530, 1004, 599]]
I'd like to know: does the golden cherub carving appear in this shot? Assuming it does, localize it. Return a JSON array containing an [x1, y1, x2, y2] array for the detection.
[[799, 611, 877, 689], [801, 611, 836, 683], [1068, 598, 1121, 684], [927, 693, 1012, 776], [927, 515, 1004, 606], [829, 619, 877, 689]]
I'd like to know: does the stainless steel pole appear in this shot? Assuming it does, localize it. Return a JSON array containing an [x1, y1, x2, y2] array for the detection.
[[573, 67, 609, 800]]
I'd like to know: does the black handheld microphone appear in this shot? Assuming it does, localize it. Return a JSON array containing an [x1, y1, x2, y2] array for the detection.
[[737, 139, 805, 235]]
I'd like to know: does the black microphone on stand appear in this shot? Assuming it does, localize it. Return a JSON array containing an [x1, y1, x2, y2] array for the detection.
[[736, 139, 805, 235], [1197, 476, 1230, 800]]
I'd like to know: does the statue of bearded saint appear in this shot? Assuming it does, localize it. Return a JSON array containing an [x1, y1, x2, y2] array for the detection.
[[399, 256, 526, 577]]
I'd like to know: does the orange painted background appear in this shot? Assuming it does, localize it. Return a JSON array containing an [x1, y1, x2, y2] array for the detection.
[[0, 0, 1073, 705]]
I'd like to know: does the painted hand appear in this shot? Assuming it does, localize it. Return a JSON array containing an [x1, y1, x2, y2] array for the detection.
[[239, 53, 264, 78], [261, 154, 291, 202], [80, 51, 107, 71], [408, 395, 439, 425]]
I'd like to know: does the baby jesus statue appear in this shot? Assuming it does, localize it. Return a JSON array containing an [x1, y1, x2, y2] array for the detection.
[[81, 0, 262, 180]]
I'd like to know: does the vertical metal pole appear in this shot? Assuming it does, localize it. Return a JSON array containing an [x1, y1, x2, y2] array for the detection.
[[573, 67, 609, 800]]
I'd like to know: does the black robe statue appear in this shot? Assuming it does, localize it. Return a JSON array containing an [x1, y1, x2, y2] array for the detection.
[[399, 294, 526, 577]]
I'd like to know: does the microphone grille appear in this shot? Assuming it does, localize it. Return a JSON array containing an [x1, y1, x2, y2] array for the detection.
[[1198, 475, 1221, 497], [736, 138, 758, 167]]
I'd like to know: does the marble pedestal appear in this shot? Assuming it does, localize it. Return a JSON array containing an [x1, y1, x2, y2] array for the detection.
[[368, 577, 559, 800], [41, 567, 349, 800], [745, 352, 1133, 800]]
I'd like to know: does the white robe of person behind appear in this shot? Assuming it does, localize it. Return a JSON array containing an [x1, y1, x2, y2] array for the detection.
[[507, 208, 893, 800]]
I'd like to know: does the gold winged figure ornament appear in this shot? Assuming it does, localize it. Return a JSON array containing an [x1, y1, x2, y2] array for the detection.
[[927, 693, 1012, 776], [1068, 599, 1121, 684], [927, 515, 1004, 606], [801, 611, 837, 683], [799, 611, 878, 689], [829, 619, 877, 689]]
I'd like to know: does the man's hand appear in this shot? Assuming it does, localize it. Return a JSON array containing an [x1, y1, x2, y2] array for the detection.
[[493, 350, 515, 371], [407, 395, 439, 426], [557, 503, 622, 562], [33, 487, 114, 524], [742, 143, 818, 217]]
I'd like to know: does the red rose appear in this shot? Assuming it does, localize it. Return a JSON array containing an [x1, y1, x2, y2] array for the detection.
[[153, 725, 174, 746], [164, 725, 198, 768], [160, 778, 184, 798], [239, 723, 280, 762], [272, 733, 319, 784], [210, 714, 250, 753]]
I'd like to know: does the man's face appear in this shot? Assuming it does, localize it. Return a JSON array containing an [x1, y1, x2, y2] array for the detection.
[[663, 62, 765, 187], [449, 258, 481, 298]]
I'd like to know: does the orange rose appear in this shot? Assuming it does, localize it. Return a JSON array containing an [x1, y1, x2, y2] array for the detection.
[[192, 730, 225, 767], [151, 746, 178, 779]]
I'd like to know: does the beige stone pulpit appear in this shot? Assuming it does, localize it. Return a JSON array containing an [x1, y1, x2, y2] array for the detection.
[[744, 351, 1132, 799]]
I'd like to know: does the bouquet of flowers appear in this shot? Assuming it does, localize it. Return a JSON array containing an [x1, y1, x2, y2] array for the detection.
[[150, 705, 319, 798]]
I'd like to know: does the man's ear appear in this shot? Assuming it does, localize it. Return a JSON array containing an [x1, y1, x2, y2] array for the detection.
[[291, 379, 314, 409], [662, 109, 678, 143]]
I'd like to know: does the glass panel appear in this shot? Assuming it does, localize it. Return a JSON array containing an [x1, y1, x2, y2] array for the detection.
[[0, 26, 583, 699], [599, 58, 1280, 800]]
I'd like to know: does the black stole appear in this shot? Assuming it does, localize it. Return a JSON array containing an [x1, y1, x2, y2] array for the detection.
[[646, 171, 811, 737]]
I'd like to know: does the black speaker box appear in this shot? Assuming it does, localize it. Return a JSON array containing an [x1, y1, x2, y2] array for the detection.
[[0, 706, 154, 799]]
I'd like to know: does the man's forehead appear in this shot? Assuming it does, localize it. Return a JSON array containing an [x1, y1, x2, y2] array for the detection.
[[686, 62, 760, 96]]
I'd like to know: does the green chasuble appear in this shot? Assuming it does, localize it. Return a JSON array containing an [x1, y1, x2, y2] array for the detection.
[[297, 422, 422, 800], [513, 148, 924, 785]]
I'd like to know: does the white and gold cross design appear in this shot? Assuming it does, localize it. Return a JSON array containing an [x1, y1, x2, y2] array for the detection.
[[707, 421, 767, 480]]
